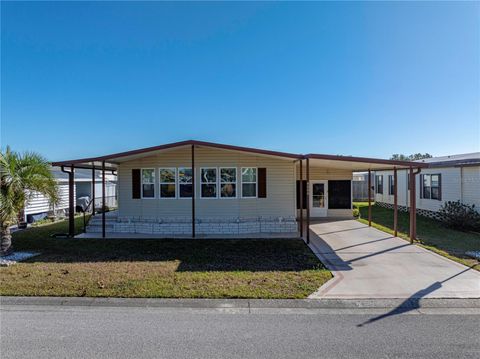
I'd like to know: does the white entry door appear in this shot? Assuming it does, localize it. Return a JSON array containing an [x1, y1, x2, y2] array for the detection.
[[310, 181, 328, 217]]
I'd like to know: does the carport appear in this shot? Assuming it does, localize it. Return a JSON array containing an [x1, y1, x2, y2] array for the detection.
[[307, 219, 480, 299], [297, 154, 427, 243]]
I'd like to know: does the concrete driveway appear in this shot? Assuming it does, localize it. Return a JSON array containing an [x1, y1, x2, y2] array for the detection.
[[308, 220, 480, 299]]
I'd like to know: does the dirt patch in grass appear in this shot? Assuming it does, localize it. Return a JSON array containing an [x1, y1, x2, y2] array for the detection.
[[1, 218, 331, 298]]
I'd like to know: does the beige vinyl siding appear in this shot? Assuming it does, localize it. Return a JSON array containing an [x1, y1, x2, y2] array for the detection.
[[296, 164, 353, 217], [117, 147, 296, 220]]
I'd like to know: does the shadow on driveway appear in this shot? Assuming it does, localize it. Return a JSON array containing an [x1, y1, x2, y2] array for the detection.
[[357, 266, 475, 327]]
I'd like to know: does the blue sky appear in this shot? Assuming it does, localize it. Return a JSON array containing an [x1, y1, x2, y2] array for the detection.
[[1, 1, 479, 161]]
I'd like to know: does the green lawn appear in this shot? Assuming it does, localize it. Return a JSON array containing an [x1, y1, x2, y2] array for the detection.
[[355, 202, 480, 270], [0, 217, 331, 298]]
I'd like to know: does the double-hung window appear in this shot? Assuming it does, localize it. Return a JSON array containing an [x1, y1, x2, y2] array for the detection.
[[241, 167, 257, 198], [178, 167, 193, 198], [388, 175, 395, 195], [141, 169, 155, 198], [201, 168, 217, 198], [159, 168, 176, 198], [220, 168, 237, 198], [422, 174, 441, 200], [375, 175, 383, 194]]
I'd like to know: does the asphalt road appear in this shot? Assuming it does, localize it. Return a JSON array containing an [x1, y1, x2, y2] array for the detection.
[[1, 304, 479, 359]]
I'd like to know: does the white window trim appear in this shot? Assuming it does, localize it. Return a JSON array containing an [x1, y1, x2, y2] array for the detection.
[[219, 167, 237, 199], [141, 168, 156, 199], [200, 167, 218, 199], [159, 167, 177, 199], [178, 167, 193, 199], [241, 167, 258, 198]]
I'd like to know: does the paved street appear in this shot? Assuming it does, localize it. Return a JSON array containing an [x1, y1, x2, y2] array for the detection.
[[1, 301, 479, 359]]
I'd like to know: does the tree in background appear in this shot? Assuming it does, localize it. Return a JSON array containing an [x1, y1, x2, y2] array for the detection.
[[390, 153, 433, 161], [0, 147, 59, 256]]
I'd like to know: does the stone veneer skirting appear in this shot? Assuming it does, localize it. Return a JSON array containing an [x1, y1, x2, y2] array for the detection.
[[375, 202, 442, 220], [88, 216, 298, 235]]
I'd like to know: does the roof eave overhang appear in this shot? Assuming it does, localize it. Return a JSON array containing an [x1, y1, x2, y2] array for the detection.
[[51, 140, 302, 167], [304, 153, 428, 170]]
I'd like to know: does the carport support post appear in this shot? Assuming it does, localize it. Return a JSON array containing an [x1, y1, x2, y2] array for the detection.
[[409, 167, 414, 244], [191, 144, 195, 238], [368, 169, 372, 226], [91, 165, 95, 215], [299, 159, 303, 238], [68, 165, 75, 237], [102, 161, 106, 238], [306, 158, 310, 244], [393, 167, 398, 237]]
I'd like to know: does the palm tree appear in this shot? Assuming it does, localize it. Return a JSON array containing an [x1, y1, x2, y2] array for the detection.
[[0, 147, 59, 256]]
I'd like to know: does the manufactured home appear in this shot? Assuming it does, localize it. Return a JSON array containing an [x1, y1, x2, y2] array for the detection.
[[51, 140, 426, 239], [374, 153, 480, 219]]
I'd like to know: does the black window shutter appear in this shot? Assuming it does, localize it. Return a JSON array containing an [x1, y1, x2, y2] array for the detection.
[[438, 174, 442, 201], [419, 174, 423, 199], [258, 168, 267, 198], [132, 169, 141, 199]]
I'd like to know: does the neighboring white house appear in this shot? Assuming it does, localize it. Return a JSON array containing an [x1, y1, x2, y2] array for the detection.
[[374, 153, 480, 219], [23, 167, 117, 223], [51, 140, 424, 237]]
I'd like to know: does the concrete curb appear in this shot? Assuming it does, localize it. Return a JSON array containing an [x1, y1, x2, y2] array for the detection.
[[1, 296, 479, 309]]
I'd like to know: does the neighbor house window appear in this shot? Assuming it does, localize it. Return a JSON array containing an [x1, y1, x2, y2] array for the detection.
[[201, 168, 217, 198], [141, 168, 155, 198], [388, 175, 395, 195], [220, 168, 237, 198], [375, 175, 383, 194], [159, 168, 176, 198], [241, 167, 257, 198], [422, 174, 441, 200], [178, 167, 193, 198]]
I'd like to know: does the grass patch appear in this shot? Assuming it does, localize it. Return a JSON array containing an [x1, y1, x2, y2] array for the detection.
[[1, 217, 331, 298], [354, 202, 480, 270]]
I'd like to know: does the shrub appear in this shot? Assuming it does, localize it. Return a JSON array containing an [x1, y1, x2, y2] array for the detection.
[[439, 201, 480, 231], [352, 208, 360, 218]]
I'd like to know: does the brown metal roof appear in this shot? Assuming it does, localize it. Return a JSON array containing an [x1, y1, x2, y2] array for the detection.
[[304, 153, 428, 168], [51, 139, 426, 169], [51, 140, 301, 166]]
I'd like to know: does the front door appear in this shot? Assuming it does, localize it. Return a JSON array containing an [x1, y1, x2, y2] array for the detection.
[[310, 181, 328, 217]]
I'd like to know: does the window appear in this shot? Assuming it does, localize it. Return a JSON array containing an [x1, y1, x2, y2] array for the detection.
[[178, 167, 193, 198], [220, 168, 237, 198], [241, 167, 257, 198], [388, 175, 395, 195], [141, 168, 155, 198], [375, 175, 383, 194], [159, 168, 176, 198], [422, 174, 441, 200], [201, 168, 217, 198]]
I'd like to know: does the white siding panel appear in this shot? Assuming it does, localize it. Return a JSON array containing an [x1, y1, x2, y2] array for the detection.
[[25, 184, 75, 215], [375, 166, 479, 213], [462, 166, 480, 208]]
